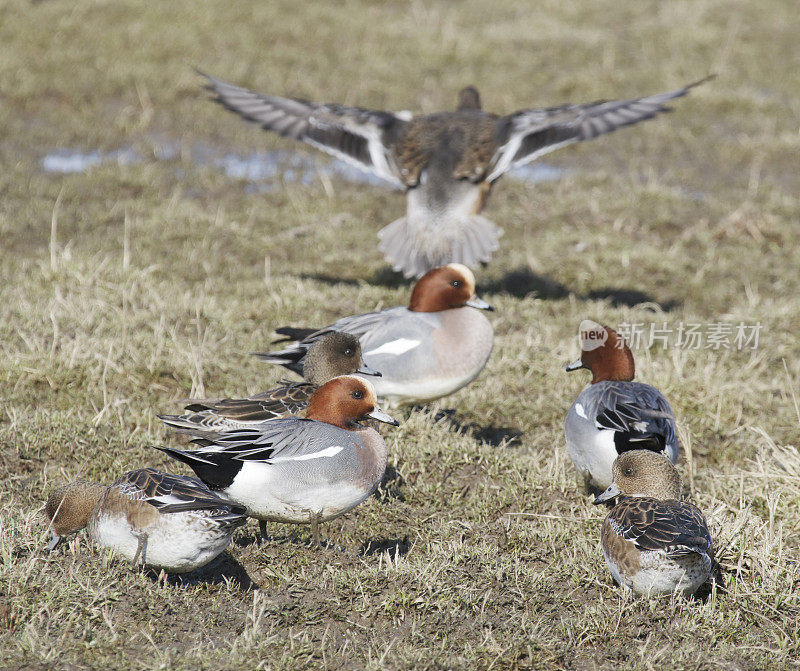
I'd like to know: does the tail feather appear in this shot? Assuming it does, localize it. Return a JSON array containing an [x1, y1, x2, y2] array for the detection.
[[273, 326, 319, 342], [377, 214, 502, 278], [158, 413, 214, 432], [155, 446, 239, 491], [252, 343, 306, 376]]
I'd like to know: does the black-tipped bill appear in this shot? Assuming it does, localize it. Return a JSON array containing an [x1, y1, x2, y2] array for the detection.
[[357, 362, 382, 377], [593, 483, 622, 505], [368, 406, 399, 426], [565, 358, 585, 372], [466, 296, 494, 311]]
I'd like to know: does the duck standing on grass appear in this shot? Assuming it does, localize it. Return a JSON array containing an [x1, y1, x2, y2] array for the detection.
[[594, 450, 721, 597], [565, 320, 679, 492], [202, 72, 708, 277], [45, 468, 247, 573], [157, 376, 398, 545], [257, 264, 494, 408], [157, 331, 380, 433]]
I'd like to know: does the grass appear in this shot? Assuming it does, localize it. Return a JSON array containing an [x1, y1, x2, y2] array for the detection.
[[1, 0, 800, 668]]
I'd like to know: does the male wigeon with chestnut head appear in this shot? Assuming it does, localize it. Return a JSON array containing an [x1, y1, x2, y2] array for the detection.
[[202, 72, 708, 277], [594, 450, 721, 597], [256, 264, 494, 408], [157, 376, 398, 545], [157, 332, 380, 433], [565, 320, 679, 493], [45, 469, 247, 573]]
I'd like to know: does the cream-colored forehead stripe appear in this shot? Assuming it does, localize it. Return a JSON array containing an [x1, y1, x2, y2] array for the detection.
[[445, 263, 476, 292], [336, 375, 378, 404]]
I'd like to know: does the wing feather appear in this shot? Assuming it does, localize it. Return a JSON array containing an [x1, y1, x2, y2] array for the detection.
[[202, 72, 408, 187], [610, 497, 714, 559], [112, 468, 247, 516], [487, 78, 710, 182]]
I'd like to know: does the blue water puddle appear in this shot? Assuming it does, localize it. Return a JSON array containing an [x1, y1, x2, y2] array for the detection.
[[509, 163, 567, 183], [42, 148, 139, 173], [41, 144, 567, 187]]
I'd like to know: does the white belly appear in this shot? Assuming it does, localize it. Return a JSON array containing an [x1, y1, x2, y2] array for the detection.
[[224, 462, 370, 523], [565, 411, 618, 490], [90, 512, 233, 573]]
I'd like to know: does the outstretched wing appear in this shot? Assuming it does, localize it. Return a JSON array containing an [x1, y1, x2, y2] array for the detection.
[[113, 468, 247, 516], [487, 78, 710, 182], [610, 497, 714, 559], [202, 72, 409, 188]]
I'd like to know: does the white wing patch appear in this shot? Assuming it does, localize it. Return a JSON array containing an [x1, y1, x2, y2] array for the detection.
[[150, 494, 188, 506], [364, 338, 421, 357], [574, 403, 588, 420], [274, 446, 345, 462]]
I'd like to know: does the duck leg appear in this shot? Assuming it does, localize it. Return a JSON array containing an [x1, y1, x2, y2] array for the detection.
[[132, 533, 149, 568], [258, 520, 267, 544], [311, 515, 321, 548]]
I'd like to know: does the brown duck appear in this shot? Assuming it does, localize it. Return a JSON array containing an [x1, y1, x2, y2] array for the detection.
[[202, 73, 709, 277]]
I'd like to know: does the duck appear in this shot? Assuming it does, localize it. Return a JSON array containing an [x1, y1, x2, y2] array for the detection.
[[45, 468, 247, 573], [564, 320, 678, 492], [156, 375, 398, 545], [256, 263, 494, 408], [594, 450, 721, 596], [157, 331, 380, 433], [201, 71, 709, 277]]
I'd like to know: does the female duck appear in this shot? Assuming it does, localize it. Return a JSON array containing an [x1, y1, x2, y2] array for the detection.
[[46, 469, 247, 573], [594, 450, 720, 597], [158, 331, 379, 433]]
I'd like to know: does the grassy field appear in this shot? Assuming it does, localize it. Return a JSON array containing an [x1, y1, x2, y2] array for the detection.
[[2, 0, 800, 668]]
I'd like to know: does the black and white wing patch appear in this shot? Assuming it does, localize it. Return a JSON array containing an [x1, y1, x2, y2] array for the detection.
[[487, 78, 710, 182], [202, 72, 409, 187], [594, 383, 677, 455], [156, 419, 354, 489], [113, 468, 247, 516]]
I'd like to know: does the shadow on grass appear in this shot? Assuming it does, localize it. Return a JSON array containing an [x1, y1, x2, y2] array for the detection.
[[233, 523, 345, 551], [360, 536, 411, 558], [481, 267, 570, 300], [299, 266, 407, 289], [151, 552, 256, 590], [300, 266, 680, 311], [432, 408, 523, 448], [376, 462, 405, 502], [584, 286, 679, 311]]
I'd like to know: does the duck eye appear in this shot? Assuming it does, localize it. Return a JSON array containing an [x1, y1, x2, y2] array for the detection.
[[344, 348, 353, 357], [450, 280, 461, 288], [624, 468, 633, 477], [351, 390, 364, 400]]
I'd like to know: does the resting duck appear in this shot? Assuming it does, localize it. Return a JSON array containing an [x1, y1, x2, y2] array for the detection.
[[565, 320, 678, 492], [158, 331, 379, 433], [156, 376, 398, 544], [257, 263, 494, 408], [594, 450, 721, 597]]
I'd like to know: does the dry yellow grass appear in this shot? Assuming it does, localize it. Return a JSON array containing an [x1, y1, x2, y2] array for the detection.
[[1, 0, 799, 668]]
